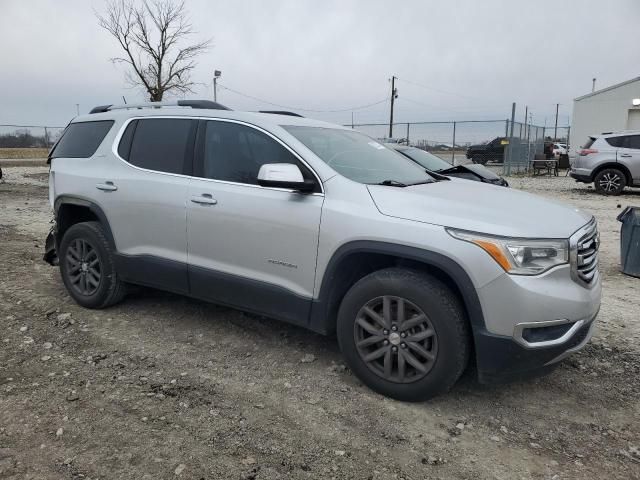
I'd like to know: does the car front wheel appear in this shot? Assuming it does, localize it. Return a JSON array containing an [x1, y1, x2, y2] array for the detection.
[[472, 155, 488, 165], [336, 268, 470, 401], [594, 168, 626, 195]]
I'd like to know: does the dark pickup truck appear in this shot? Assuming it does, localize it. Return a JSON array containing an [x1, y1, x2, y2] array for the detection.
[[466, 137, 508, 164]]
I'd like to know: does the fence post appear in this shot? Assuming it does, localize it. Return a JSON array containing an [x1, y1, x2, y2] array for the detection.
[[451, 121, 456, 164], [505, 103, 516, 176], [44, 127, 49, 147], [406, 123, 410, 144]]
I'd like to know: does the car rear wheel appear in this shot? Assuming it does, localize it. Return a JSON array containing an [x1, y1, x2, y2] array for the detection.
[[594, 168, 626, 195], [336, 268, 470, 401], [59, 221, 126, 309]]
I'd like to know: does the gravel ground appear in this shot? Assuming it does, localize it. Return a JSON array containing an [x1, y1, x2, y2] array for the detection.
[[1, 166, 639, 480]]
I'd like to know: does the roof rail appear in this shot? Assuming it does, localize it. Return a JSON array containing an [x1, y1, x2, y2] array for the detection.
[[258, 110, 304, 117], [89, 100, 231, 114]]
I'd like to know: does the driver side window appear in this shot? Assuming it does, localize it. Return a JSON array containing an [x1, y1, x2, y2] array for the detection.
[[201, 120, 307, 185]]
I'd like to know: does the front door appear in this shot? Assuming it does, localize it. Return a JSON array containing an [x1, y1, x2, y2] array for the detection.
[[186, 119, 324, 325]]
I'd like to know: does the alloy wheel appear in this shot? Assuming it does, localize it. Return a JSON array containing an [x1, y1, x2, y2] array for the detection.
[[599, 172, 621, 192], [354, 296, 438, 383], [65, 238, 101, 296]]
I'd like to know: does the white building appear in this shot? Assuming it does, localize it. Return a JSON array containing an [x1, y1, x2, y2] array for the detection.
[[570, 76, 640, 151]]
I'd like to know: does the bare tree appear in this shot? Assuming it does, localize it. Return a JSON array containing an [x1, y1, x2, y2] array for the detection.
[[97, 0, 210, 101]]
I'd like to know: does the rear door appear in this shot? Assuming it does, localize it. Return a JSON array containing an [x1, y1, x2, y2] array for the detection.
[[186, 119, 323, 325], [98, 117, 197, 293], [617, 134, 640, 183]]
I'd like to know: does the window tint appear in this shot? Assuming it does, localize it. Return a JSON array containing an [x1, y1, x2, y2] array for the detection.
[[50, 121, 114, 159], [117, 120, 137, 160], [625, 135, 640, 149], [127, 118, 195, 174], [200, 121, 313, 186], [605, 136, 626, 148]]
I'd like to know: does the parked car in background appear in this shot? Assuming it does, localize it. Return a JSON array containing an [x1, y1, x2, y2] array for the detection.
[[44, 100, 601, 401], [465, 137, 508, 164], [388, 144, 509, 186], [570, 131, 640, 195], [552, 143, 568, 157]]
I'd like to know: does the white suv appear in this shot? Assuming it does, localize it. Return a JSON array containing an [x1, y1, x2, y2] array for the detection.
[[570, 131, 640, 195], [44, 100, 601, 401]]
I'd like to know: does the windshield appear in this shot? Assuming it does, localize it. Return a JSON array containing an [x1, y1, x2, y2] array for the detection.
[[396, 147, 453, 172], [283, 126, 434, 185]]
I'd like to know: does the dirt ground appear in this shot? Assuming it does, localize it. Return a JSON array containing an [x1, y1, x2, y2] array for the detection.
[[1, 166, 639, 480]]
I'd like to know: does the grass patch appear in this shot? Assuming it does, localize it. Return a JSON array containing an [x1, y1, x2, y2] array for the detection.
[[0, 148, 49, 159]]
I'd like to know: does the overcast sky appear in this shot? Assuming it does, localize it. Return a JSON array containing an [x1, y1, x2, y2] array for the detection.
[[1, 0, 639, 129]]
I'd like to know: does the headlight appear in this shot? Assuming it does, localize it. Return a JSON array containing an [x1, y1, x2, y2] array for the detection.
[[447, 229, 568, 275]]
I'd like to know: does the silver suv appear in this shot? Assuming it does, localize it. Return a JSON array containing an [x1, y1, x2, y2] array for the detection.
[[570, 131, 640, 195], [44, 100, 601, 401]]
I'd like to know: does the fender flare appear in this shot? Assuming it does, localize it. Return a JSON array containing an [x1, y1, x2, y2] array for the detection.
[[309, 240, 486, 335], [53, 195, 117, 250]]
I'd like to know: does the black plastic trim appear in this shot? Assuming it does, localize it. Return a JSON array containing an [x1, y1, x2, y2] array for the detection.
[[114, 253, 189, 295], [309, 241, 486, 335], [473, 321, 593, 383], [54, 196, 117, 249], [177, 100, 230, 110], [258, 110, 304, 117], [189, 264, 311, 327]]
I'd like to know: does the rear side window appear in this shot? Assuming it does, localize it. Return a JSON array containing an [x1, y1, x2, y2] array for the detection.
[[50, 121, 114, 159], [582, 137, 596, 149], [605, 136, 626, 148], [125, 118, 196, 175]]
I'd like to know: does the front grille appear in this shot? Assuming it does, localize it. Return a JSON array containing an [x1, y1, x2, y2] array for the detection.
[[575, 221, 599, 285]]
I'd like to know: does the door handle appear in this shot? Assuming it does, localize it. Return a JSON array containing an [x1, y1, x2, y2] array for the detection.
[[190, 194, 218, 205], [96, 181, 117, 192], [620, 154, 632, 158]]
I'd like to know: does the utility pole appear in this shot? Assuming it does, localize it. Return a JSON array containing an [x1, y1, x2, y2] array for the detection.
[[388, 76, 397, 138], [592, 78, 596, 92], [554, 103, 559, 141], [213, 70, 222, 102], [523, 105, 528, 136]]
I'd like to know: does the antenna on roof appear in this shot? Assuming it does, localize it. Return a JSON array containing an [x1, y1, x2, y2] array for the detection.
[[122, 96, 127, 104]]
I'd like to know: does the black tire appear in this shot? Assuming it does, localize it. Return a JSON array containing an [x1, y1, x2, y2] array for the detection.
[[594, 168, 626, 195], [472, 154, 488, 165], [336, 268, 471, 401], [59, 221, 126, 309]]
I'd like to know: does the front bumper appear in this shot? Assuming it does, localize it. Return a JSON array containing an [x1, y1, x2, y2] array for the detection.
[[475, 314, 597, 383]]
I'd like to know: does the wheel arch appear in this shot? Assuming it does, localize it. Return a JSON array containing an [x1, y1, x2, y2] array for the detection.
[[54, 196, 116, 250], [309, 241, 485, 337], [591, 162, 632, 184]]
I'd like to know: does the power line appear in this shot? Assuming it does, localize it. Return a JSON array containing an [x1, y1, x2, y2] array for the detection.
[[217, 83, 388, 113], [395, 77, 498, 103]]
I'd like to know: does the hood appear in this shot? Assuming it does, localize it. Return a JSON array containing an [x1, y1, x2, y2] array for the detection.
[[367, 179, 592, 238]]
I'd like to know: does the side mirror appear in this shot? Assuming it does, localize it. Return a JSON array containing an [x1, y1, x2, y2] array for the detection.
[[257, 163, 316, 193]]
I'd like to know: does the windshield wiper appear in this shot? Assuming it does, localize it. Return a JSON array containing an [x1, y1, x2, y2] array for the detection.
[[407, 179, 436, 186], [376, 180, 408, 187]]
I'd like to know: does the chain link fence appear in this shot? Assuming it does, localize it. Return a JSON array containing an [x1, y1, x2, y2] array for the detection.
[[0, 124, 65, 159], [348, 119, 571, 175]]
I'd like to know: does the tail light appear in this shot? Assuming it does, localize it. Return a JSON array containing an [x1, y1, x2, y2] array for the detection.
[[578, 148, 598, 156]]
